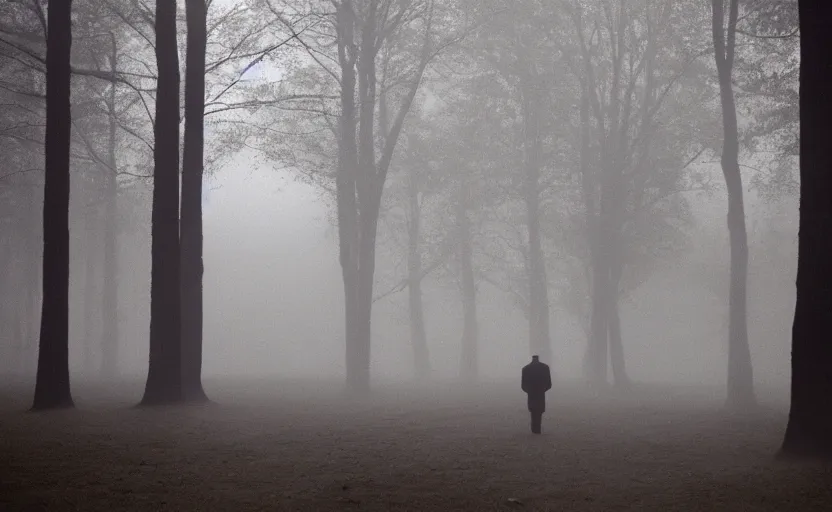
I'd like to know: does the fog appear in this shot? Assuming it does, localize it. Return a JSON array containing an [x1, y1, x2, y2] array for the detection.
[[0, 0, 801, 401], [51, 152, 795, 393], [4, 0, 827, 509]]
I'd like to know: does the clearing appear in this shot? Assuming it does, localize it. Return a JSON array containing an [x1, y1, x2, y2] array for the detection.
[[1, 377, 830, 511]]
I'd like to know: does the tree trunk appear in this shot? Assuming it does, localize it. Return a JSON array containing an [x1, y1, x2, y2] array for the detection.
[[180, 0, 209, 402], [100, 37, 119, 380], [522, 91, 551, 364], [407, 168, 430, 379], [578, 85, 606, 386], [141, 0, 183, 406], [24, 188, 41, 376], [712, 0, 755, 408], [335, 1, 364, 395], [457, 191, 478, 382], [779, 1, 832, 460], [351, 210, 379, 394], [587, 247, 609, 386], [608, 259, 629, 388], [32, 0, 74, 410], [82, 207, 99, 374], [336, 0, 429, 393]]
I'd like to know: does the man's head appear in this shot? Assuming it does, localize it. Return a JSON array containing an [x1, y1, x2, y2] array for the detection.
[[532, 355, 539, 362]]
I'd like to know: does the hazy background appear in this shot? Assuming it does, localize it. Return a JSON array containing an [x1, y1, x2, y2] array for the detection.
[[63, 152, 795, 389]]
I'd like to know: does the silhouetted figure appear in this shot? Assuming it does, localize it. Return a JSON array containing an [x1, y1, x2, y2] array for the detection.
[[521, 355, 552, 434]]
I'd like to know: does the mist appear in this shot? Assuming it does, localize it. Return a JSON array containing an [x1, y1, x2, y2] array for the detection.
[[4, 0, 832, 510], [54, 156, 797, 392]]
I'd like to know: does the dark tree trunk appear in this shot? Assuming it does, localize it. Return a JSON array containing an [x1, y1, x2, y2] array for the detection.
[[521, 91, 552, 364], [32, 0, 74, 410], [457, 190, 478, 382], [712, 0, 755, 408], [779, 1, 832, 460], [141, 0, 183, 405], [407, 168, 430, 379], [100, 38, 119, 379], [180, 0, 209, 402]]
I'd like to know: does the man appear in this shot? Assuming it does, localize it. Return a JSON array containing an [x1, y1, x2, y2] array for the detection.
[[521, 355, 552, 434]]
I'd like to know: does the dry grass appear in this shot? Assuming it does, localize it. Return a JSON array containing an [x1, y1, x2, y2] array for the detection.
[[1, 377, 831, 511]]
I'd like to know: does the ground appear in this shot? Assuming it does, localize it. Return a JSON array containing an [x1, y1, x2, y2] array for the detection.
[[1, 377, 831, 511]]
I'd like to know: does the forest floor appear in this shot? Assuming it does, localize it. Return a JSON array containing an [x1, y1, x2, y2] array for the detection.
[[1, 377, 831, 511]]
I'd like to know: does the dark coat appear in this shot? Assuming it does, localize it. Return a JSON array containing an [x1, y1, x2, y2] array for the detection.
[[522, 360, 552, 412]]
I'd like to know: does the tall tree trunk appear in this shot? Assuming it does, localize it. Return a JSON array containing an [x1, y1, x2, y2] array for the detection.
[[579, 85, 607, 386], [100, 37, 119, 379], [712, 0, 755, 408], [608, 259, 629, 388], [181, 0, 209, 402], [346, 0, 380, 395], [522, 90, 552, 364], [82, 207, 98, 374], [337, 0, 430, 393], [588, 248, 609, 386], [779, 1, 832, 460], [141, 0, 183, 405], [336, 0, 363, 394], [32, 0, 74, 410], [353, 216, 378, 394], [457, 189, 478, 382], [407, 168, 430, 379], [24, 188, 41, 376]]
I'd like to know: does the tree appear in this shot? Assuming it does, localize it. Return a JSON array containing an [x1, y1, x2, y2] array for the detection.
[[100, 34, 120, 379], [471, 0, 555, 364], [181, 0, 209, 402], [779, 0, 832, 460], [332, 0, 437, 393], [712, 0, 756, 408], [32, 0, 74, 410], [141, 0, 183, 405], [564, 0, 709, 388]]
